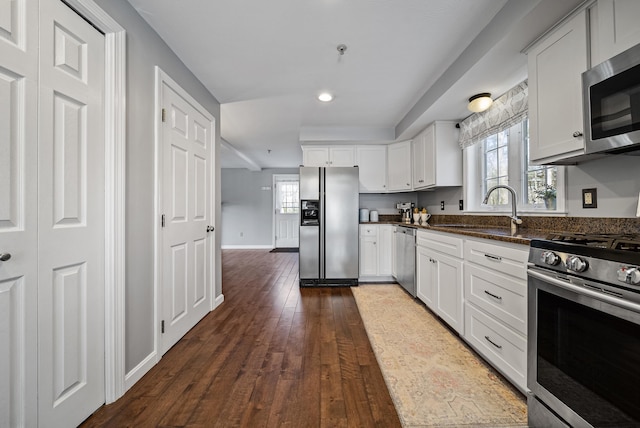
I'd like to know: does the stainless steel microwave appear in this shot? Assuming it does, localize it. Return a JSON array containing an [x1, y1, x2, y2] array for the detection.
[[583, 42, 640, 154]]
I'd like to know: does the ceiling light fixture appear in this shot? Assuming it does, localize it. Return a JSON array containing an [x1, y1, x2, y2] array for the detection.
[[467, 93, 493, 113], [318, 92, 333, 102]]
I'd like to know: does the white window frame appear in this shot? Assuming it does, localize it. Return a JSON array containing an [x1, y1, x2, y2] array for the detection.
[[463, 119, 566, 214]]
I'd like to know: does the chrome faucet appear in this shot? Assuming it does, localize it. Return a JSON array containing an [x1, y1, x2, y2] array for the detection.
[[482, 184, 522, 234]]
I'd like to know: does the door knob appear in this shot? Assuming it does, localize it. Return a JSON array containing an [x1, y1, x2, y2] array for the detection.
[[206, 226, 214, 233], [0, 253, 11, 262]]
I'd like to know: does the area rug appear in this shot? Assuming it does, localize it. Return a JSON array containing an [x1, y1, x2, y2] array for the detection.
[[352, 284, 527, 428]]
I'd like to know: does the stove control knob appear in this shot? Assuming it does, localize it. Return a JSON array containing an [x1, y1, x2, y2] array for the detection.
[[617, 267, 640, 285], [540, 251, 560, 266], [565, 255, 588, 273]]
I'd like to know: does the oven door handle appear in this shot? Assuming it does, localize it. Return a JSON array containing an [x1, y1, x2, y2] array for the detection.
[[528, 268, 640, 313]]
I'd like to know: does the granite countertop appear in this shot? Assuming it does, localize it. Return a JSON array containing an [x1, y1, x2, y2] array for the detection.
[[360, 214, 640, 246]]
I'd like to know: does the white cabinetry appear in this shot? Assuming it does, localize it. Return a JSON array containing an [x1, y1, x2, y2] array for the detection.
[[416, 230, 464, 334], [594, 0, 640, 65], [412, 121, 461, 189], [356, 145, 387, 193], [387, 141, 412, 192], [528, 10, 588, 164], [463, 238, 529, 392], [302, 146, 355, 167], [359, 224, 393, 281]]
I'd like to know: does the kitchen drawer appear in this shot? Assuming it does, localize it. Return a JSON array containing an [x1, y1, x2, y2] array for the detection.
[[464, 303, 527, 393], [360, 225, 378, 236], [464, 238, 528, 280], [417, 230, 463, 258], [465, 263, 527, 335]]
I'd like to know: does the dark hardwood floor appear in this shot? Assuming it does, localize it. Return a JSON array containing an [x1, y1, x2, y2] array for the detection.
[[81, 250, 401, 427]]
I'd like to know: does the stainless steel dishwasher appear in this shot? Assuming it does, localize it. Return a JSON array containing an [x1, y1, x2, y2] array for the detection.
[[395, 226, 416, 297]]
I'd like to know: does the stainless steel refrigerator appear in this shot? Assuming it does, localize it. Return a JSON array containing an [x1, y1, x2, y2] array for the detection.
[[299, 166, 359, 286]]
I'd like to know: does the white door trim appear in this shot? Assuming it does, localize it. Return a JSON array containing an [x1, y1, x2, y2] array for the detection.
[[62, 0, 127, 404], [153, 66, 216, 367], [272, 174, 300, 248]]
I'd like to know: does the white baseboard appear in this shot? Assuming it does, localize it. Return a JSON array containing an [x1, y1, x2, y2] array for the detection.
[[214, 294, 225, 308], [124, 350, 158, 392], [221, 244, 273, 249]]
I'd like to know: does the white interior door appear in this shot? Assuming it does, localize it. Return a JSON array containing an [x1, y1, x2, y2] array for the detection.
[[160, 76, 214, 354], [0, 0, 39, 426], [274, 175, 299, 248], [37, 1, 106, 426]]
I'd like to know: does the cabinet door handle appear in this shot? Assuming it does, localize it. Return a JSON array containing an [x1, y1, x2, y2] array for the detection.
[[484, 290, 502, 300], [572, 131, 583, 138], [484, 336, 502, 349], [484, 254, 502, 262]]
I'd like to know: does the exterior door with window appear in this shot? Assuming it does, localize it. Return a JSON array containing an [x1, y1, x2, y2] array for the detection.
[[274, 175, 299, 248]]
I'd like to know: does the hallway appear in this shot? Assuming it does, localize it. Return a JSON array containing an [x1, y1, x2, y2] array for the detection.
[[81, 250, 400, 427]]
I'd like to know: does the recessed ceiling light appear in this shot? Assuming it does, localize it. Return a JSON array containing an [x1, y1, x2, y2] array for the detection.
[[318, 92, 333, 102]]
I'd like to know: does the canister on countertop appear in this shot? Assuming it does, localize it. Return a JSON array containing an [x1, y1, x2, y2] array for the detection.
[[369, 210, 379, 222], [359, 208, 370, 222]]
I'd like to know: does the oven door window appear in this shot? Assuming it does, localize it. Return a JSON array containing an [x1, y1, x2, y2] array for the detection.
[[590, 62, 640, 140], [537, 289, 640, 426]]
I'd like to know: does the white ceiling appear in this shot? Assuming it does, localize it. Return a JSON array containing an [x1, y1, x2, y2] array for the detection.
[[126, 0, 584, 170]]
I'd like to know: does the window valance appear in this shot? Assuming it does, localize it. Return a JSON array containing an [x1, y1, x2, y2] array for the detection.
[[458, 80, 528, 149]]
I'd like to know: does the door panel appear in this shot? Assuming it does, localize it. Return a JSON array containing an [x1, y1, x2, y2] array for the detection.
[[38, 1, 105, 426], [0, 0, 38, 426], [161, 81, 213, 354]]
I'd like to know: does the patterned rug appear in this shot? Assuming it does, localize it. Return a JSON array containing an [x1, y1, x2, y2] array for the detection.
[[352, 284, 527, 428]]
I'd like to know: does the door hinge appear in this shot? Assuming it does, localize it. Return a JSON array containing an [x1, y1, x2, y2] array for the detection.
[[161, 320, 165, 334], [161, 214, 165, 228], [161, 108, 166, 122]]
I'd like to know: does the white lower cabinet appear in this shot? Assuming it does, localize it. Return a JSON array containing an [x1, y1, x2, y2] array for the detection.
[[359, 224, 393, 281], [463, 238, 529, 393], [416, 230, 464, 334], [464, 304, 527, 391]]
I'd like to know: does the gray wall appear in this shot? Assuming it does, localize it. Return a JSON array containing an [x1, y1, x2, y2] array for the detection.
[[95, 0, 221, 373], [222, 168, 299, 247], [418, 154, 640, 217]]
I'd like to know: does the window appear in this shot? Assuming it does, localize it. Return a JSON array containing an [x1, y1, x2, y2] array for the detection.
[[465, 118, 564, 212], [277, 181, 299, 214], [482, 130, 510, 205]]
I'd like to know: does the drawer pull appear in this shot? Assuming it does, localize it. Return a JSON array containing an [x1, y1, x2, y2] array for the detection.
[[484, 335, 502, 349], [484, 290, 502, 300], [484, 253, 502, 262]]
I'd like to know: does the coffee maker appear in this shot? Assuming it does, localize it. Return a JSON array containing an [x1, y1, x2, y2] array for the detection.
[[396, 202, 414, 224]]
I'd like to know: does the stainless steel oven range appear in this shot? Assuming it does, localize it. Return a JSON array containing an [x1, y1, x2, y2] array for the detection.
[[528, 233, 640, 428]]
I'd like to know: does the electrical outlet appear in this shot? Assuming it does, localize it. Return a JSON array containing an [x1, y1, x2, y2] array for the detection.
[[582, 188, 597, 208], [459, 199, 464, 210], [440, 201, 445, 210]]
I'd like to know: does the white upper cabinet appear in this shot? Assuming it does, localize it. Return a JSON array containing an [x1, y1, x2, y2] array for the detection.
[[593, 0, 640, 65], [356, 145, 387, 193], [387, 140, 412, 192], [412, 121, 461, 189], [528, 10, 588, 164], [329, 146, 356, 166], [302, 146, 355, 167]]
